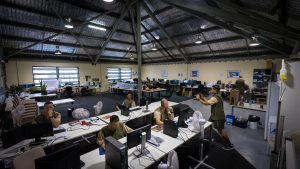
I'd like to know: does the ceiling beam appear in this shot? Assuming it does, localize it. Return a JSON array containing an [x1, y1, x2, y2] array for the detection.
[[141, 6, 173, 20], [145, 46, 268, 60], [94, 1, 137, 64], [161, 0, 293, 56], [0, 19, 135, 46], [6, 48, 135, 62], [162, 0, 300, 42], [56, 0, 132, 23], [2, 35, 136, 54], [0, 1, 132, 36], [141, 23, 175, 60], [278, 0, 288, 24], [141, 0, 190, 64], [200, 30, 215, 57], [142, 25, 221, 45], [4, 4, 127, 59], [143, 36, 243, 53]]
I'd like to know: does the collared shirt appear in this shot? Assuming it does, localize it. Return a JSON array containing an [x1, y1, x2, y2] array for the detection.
[[154, 106, 173, 123], [97, 123, 133, 146], [32, 111, 60, 124]]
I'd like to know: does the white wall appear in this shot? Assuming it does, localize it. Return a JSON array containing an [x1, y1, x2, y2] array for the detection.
[[142, 60, 280, 88], [5, 60, 138, 91], [281, 61, 300, 132]]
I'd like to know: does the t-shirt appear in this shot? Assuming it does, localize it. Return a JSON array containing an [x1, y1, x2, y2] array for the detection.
[[32, 111, 60, 124], [122, 99, 136, 108], [97, 123, 133, 146], [154, 106, 173, 123]]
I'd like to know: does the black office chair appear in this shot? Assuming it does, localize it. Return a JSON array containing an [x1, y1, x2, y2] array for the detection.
[[64, 86, 73, 98], [188, 128, 255, 169]]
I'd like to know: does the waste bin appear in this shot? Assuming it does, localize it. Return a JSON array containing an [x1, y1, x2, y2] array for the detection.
[[67, 108, 74, 117], [248, 115, 260, 129]]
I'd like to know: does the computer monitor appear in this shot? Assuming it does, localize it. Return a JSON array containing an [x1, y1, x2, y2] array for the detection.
[[178, 110, 189, 128], [23, 123, 53, 146], [183, 80, 190, 84], [117, 103, 130, 116], [1, 126, 24, 148], [105, 136, 128, 169], [127, 124, 151, 156], [35, 144, 82, 169]]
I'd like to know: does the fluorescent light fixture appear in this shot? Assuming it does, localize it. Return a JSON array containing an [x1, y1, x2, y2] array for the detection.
[[195, 40, 202, 44], [64, 18, 73, 29], [130, 57, 135, 60], [54, 46, 62, 55], [103, 0, 114, 2], [64, 24, 73, 29], [88, 25, 107, 31], [152, 43, 157, 51], [200, 25, 206, 29], [249, 42, 260, 46]]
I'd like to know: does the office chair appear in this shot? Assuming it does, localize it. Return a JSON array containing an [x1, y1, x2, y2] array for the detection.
[[64, 86, 73, 98], [188, 128, 236, 169]]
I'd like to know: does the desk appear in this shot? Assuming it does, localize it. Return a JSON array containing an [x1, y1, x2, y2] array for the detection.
[[29, 93, 56, 99], [231, 103, 267, 126], [99, 101, 178, 124], [37, 98, 75, 108], [142, 88, 167, 99]]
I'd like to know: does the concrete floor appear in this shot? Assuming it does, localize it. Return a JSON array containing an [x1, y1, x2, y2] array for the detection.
[[181, 99, 270, 169]]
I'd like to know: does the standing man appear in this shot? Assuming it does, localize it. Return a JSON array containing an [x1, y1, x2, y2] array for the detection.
[[154, 98, 175, 127], [32, 101, 61, 128], [196, 85, 232, 146]]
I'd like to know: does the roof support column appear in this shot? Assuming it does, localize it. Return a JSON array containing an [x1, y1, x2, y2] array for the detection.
[[136, 1, 142, 102]]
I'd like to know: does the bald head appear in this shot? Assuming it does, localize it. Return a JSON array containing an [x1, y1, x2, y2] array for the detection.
[[161, 99, 169, 108]]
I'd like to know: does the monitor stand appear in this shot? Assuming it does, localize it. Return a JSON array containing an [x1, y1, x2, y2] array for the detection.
[[133, 132, 150, 157], [29, 138, 47, 147], [142, 101, 150, 113]]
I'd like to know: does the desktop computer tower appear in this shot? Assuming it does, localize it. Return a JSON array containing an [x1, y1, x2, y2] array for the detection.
[[105, 136, 128, 169]]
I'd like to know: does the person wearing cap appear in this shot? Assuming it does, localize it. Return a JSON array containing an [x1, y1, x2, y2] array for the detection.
[[154, 98, 174, 127], [196, 85, 232, 146], [97, 115, 133, 149], [32, 101, 61, 127]]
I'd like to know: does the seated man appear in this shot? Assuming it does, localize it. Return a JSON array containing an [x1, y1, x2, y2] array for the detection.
[[32, 101, 61, 128], [154, 98, 174, 127], [116, 93, 136, 110], [97, 115, 133, 149]]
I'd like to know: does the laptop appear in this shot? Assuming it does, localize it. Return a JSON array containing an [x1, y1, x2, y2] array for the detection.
[[163, 119, 178, 138], [117, 103, 130, 116]]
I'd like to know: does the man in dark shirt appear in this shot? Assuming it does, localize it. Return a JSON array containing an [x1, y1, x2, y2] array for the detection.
[[32, 101, 61, 128]]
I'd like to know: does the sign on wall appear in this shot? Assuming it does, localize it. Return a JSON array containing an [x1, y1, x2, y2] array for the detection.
[[190, 70, 199, 77], [227, 70, 240, 78], [161, 70, 168, 77]]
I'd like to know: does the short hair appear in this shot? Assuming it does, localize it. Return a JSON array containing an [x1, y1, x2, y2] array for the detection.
[[212, 85, 220, 93], [44, 101, 54, 106], [109, 115, 119, 124]]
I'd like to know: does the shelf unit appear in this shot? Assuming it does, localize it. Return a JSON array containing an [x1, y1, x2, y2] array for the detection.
[[252, 69, 272, 104]]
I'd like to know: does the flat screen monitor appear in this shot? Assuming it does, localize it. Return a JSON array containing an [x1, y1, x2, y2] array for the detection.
[[183, 80, 190, 84], [23, 123, 53, 144], [1, 126, 24, 148], [127, 124, 151, 149], [35, 144, 82, 169]]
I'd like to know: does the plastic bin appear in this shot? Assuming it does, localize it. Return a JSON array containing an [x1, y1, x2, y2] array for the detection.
[[248, 115, 260, 130], [226, 115, 235, 125]]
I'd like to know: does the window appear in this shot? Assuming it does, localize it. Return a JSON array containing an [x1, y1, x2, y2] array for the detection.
[[107, 67, 132, 82], [32, 66, 79, 86]]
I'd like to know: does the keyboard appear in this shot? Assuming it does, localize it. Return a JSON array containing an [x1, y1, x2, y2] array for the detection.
[[147, 135, 164, 147], [130, 107, 142, 111], [53, 127, 66, 134]]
